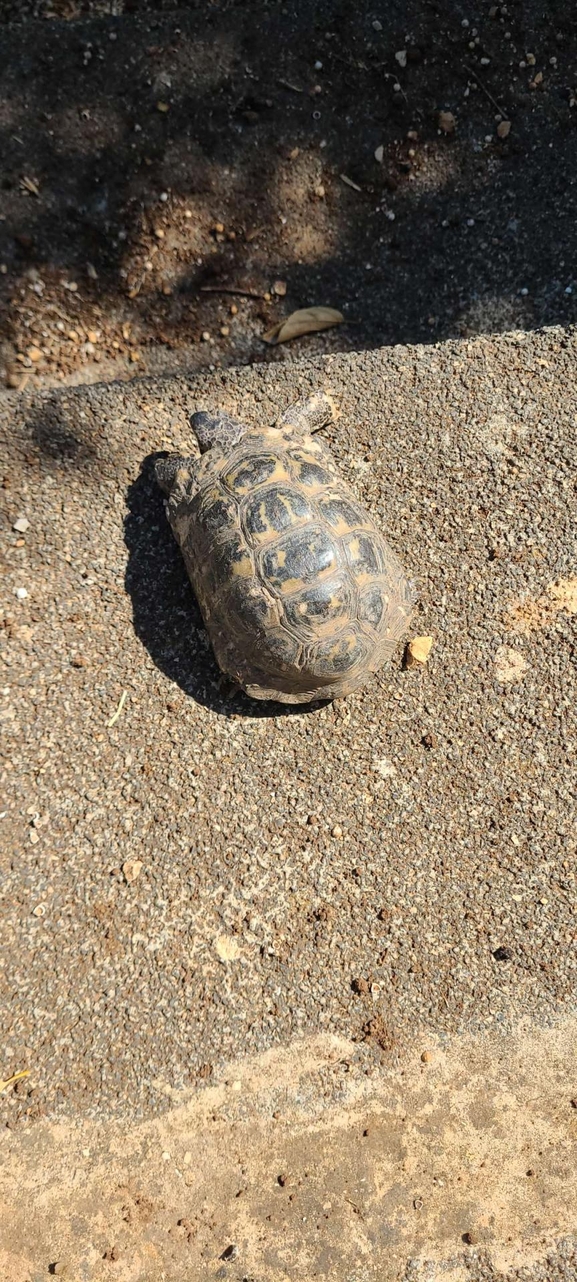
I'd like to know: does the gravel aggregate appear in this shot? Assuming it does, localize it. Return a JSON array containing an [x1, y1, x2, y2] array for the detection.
[[1, 327, 576, 1122]]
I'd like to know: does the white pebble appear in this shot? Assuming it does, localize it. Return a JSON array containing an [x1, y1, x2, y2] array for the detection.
[[13, 517, 29, 533], [160, 192, 169, 202], [15, 587, 28, 599], [395, 50, 407, 68], [520, 287, 529, 296], [314, 60, 323, 70], [565, 286, 573, 295]]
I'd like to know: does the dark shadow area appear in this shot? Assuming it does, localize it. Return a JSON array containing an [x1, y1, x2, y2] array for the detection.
[[123, 453, 330, 716], [25, 390, 98, 465], [0, 0, 576, 392]]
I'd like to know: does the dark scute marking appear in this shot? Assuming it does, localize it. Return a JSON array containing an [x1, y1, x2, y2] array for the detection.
[[319, 495, 366, 531], [256, 629, 301, 671], [244, 485, 312, 538], [284, 576, 351, 634], [207, 533, 252, 588], [225, 453, 279, 492], [345, 533, 383, 576], [198, 493, 237, 538], [359, 584, 387, 628], [296, 460, 333, 488], [314, 630, 366, 674], [226, 580, 274, 634], [262, 527, 338, 588]]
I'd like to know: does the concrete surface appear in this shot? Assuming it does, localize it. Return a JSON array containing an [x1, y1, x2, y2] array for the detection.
[[1, 327, 577, 1277]]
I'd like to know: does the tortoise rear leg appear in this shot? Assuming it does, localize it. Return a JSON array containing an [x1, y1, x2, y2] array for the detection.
[[277, 391, 336, 435]]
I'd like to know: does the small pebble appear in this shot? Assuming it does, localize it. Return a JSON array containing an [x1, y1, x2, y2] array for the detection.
[[15, 587, 28, 599], [331, 825, 343, 838], [493, 945, 513, 962], [122, 859, 143, 884], [220, 1244, 238, 1261], [220, 326, 230, 338], [438, 111, 456, 133], [421, 1050, 433, 1063], [230, 304, 238, 315], [13, 517, 29, 533]]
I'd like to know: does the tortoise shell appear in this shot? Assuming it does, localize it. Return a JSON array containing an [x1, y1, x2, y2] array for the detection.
[[158, 404, 415, 703]]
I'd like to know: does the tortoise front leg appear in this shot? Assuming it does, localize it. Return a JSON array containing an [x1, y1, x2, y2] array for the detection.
[[154, 453, 198, 498], [277, 391, 336, 435]]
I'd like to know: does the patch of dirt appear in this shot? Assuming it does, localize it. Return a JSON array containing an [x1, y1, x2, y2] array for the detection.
[[0, 0, 576, 393], [2, 1021, 577, 1281], [505, 576, 577, 633]]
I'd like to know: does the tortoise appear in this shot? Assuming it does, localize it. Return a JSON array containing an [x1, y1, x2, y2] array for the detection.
[[155, 391, 415, 703]]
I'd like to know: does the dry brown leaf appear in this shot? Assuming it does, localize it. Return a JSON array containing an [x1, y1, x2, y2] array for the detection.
[[405, 635, 434, 668], [263, 306, 343, 345]]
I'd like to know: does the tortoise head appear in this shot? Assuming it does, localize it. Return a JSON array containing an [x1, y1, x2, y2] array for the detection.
[[191, 409, 249, 454]]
